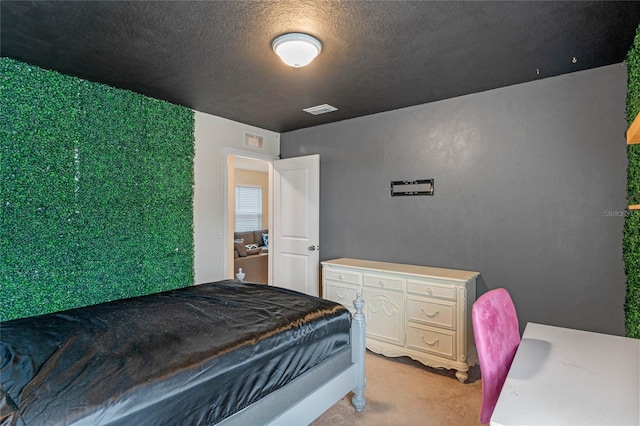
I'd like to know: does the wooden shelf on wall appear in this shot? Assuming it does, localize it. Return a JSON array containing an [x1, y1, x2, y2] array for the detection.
[[629, 205, 640, 210], [627, 113, 640, 144]]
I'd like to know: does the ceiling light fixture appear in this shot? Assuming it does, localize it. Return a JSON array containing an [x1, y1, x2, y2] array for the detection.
[[272, 33, 322, 68]]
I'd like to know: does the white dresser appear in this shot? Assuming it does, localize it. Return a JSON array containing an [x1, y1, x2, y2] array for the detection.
[[322, 258, 480, 382]]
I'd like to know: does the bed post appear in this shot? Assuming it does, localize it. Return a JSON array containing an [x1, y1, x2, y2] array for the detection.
[[351, 293, 366, 412]]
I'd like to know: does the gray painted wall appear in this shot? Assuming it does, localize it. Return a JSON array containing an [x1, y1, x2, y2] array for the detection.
[[281, 64, 628, 336]]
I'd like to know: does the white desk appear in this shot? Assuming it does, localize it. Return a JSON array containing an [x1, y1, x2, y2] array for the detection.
[[491, 323, 640, 426]]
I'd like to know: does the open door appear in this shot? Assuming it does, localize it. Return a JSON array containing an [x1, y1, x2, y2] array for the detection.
[[272, 154, 320, 296]]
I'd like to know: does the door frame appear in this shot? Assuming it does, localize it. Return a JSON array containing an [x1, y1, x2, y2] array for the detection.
[[222, 147, 277, 282]]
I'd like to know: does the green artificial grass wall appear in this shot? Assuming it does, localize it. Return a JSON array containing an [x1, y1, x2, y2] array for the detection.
[[1, 58, 195, 321], [625, 25, 640, 338]]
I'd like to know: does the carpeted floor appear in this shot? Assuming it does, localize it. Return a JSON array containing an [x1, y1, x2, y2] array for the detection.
[[311, 351, 483, 426]]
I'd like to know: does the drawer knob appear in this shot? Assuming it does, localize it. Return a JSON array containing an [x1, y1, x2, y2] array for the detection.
[[338, 274, 343, 280], [426, 288, 433, 295], [421, 336, 439, 347], [378, 280, 384, 287]]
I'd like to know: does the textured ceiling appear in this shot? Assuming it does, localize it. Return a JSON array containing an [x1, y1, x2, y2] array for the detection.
[[2, 1, 640, 133]]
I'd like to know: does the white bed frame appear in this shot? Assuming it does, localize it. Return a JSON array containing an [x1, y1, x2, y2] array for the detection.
[[221, 294, 367, 425]]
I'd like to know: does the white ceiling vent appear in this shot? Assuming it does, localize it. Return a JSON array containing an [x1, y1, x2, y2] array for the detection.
[[244, 132, 264, 149], [303, 104, 338, 115]]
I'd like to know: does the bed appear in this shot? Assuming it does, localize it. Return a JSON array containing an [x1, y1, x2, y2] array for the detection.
[[0, 280, 366, 425]]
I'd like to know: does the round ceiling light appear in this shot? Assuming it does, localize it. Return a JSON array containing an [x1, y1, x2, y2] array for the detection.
[[272, 33, 322, 68]]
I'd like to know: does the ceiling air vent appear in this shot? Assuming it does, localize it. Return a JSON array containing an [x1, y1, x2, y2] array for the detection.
[[244, 132, 264, 149], [303, 104, 338, 115]]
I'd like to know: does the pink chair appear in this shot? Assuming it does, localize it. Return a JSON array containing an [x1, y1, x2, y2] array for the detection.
[[472, 288, 520, 424]]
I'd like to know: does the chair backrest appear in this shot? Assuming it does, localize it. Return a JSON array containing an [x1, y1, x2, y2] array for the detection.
[[472, 288, 520, 424]]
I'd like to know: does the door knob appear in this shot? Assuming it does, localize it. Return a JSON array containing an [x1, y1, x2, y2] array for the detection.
[[308, 245, 319, 251]]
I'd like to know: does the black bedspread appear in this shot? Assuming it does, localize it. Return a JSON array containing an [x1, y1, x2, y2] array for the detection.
[[0, 281, 351, 425]]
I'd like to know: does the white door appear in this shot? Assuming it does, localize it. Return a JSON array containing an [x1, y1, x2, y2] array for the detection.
[[272, 154, 320, 296]]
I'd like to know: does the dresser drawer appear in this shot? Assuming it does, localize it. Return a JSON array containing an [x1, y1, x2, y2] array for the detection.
[[407, 297, 455, 329], [325, 269, 362, 285], [407, 279, 456, 301], [325, 282, 360, 311], [364, 273, 405, 292], [407, 323, 455, 359], [363, 288, 405, 347]]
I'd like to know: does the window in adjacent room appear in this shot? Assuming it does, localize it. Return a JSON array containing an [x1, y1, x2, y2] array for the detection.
[[235, 185, 262, 232]]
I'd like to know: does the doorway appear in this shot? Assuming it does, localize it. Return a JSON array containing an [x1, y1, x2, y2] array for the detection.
[[223, 150, 320, 296], [224, 149, 274, 283]]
